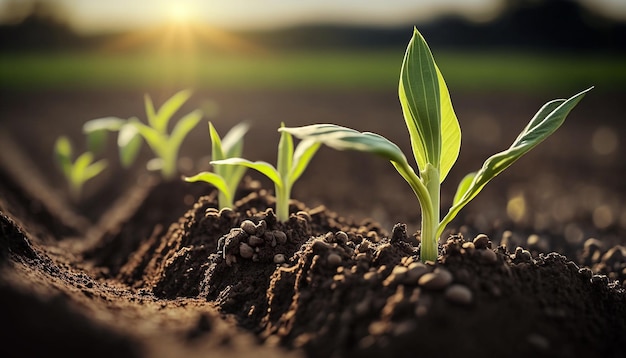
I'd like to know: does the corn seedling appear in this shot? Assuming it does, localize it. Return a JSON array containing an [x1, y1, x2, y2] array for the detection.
[[281, 28, 592, 262], [54, 136, 107, 202], [83, 89, 203, 180], [211, 123, 321, 222], [184, 121, 250, 209]]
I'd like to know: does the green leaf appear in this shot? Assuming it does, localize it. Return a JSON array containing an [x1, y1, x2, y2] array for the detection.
[[168, 109, 203, 161], [209, 122, 227, 178], [72, 152, 94, 186], [289, 139, 321, 185], [437, 87, 592, 238], [83, 117, 127, 133], [281, 124, 409, 167], [83, 117, 127, 154], [132, 119, 165, 158], [399, 27, 441, 173], [221, 121, 250, 157], [277, 123, 293, 182], [452, 172, 476, 206], [184, 171, 232, 204], [54, 136, 73, 178], [437, 65, 461, 183], [118, 123, 143, 168], [144, 94, 158, 131], [83, 159, 108, 182], [212, 158, 283, 188], [153, 89, 193, 134]]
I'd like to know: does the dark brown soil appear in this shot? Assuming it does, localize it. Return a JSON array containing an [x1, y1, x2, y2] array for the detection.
[[1, 89, 625, 357]]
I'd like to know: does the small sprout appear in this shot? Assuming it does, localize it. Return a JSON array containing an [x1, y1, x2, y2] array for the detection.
[[211, 123, 321, 222], [184, 121, 250, 209], [281, 27, 592, 262], [83, 89, 203, 180], [54, 136, 107, 202]]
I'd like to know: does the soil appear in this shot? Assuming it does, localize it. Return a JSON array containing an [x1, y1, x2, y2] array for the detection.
[[1, 88, 625, 357]]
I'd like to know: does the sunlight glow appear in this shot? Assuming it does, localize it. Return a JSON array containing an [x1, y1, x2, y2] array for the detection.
[[165, 2, 196, 24]]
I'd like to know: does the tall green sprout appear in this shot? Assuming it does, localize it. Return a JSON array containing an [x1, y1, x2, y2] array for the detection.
[[211, 123, 320, 222], [83, 89, 202, 180], [281, 28, 592, 262], [184, 121, 250, 209]]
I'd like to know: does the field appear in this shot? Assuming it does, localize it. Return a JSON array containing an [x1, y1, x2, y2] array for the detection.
[[1, 49, 625, 92]]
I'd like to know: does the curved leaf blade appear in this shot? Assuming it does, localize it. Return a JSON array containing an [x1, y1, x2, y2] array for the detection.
[[154, 89, 193, 134], [169, 109, 202, 156], [118, 123, 143, 168], [184, 171, 232, 204], [221, 121, 250, 157], [452, 172, 476, 206], [399, 27, 441, 172], [289, 139, 321, 185], [54, 136, 73, 177], [277, 123, 293, 181], [281, 124, 409, 167], [437, 87, 592, 237], [83, 159, 108, 181], [437, 65, 461, 183], [211, 158, 282, 187]]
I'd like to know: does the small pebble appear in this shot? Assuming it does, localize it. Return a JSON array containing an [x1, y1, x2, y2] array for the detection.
[[240, 220, 256, 235], [336, 231, 349, 242], [444, 284, 473, 305], [239, 243, 254, 259], [327, 253, 342, 267], [473, 234, 491, 249], [480, 249, 498, 264], [405, 262, 429, 282], [527, 333, 550, 350], [248, 235, 264, 247], [255, 220, 267, 236], [418, 268, 453, 290], [274, 231, 287, 244], [273, 254, 286, 264]]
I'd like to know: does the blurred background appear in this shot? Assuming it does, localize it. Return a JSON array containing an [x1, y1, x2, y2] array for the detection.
[[1, 0, 626, 250]]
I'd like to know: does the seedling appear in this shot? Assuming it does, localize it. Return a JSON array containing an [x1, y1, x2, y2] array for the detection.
[[83, 89, 203, 180], [184, 121, 250, 209], [281, 27, 592, 262], [211, 123, 321, 222], [54, 136, 107, 202]]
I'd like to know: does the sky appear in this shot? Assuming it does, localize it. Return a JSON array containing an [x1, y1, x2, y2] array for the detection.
[[1, 0, 626, 34]]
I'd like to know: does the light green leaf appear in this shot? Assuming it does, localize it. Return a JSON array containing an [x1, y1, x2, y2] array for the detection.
[[83, 117, 127, 154], [209, 122, 227, 178], [452, 172, 476, 206], [399, 27, 441, 173], [144, 94, 158, 131], [83, 159, 108, 182], [437, 87, 592, 238], [132, 119, 165, 158], [281, 124, 409, 167], [222, 121, 250, 157], [184, 171, 232, 204], [212, 158, 283, 188], [72, 152, 94, 185], [154, 89, 193, 134], [146, 158, 163, 171], [277, 123, 293, 181], [54, 136, 73, 177], [437, 65, 461, 183], [169, 109, 202, 157], [289, 139, 321, 185], [83, 117, 127, 133], [118, 123, 142, 168]]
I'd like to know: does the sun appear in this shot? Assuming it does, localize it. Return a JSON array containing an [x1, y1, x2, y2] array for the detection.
[[164, 1, 197, 25]]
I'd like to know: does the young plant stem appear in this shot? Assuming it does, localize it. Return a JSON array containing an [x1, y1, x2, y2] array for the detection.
[[421, 164, 440, 262], [276, 183, 292, 222]]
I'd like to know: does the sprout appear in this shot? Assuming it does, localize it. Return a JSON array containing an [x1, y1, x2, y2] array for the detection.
[[184, 121, 250, 209], [211, 123, 321, 222], [54, 136, 107, 202], [280, 27, 592, 262], [83, 89, 202, 180]]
